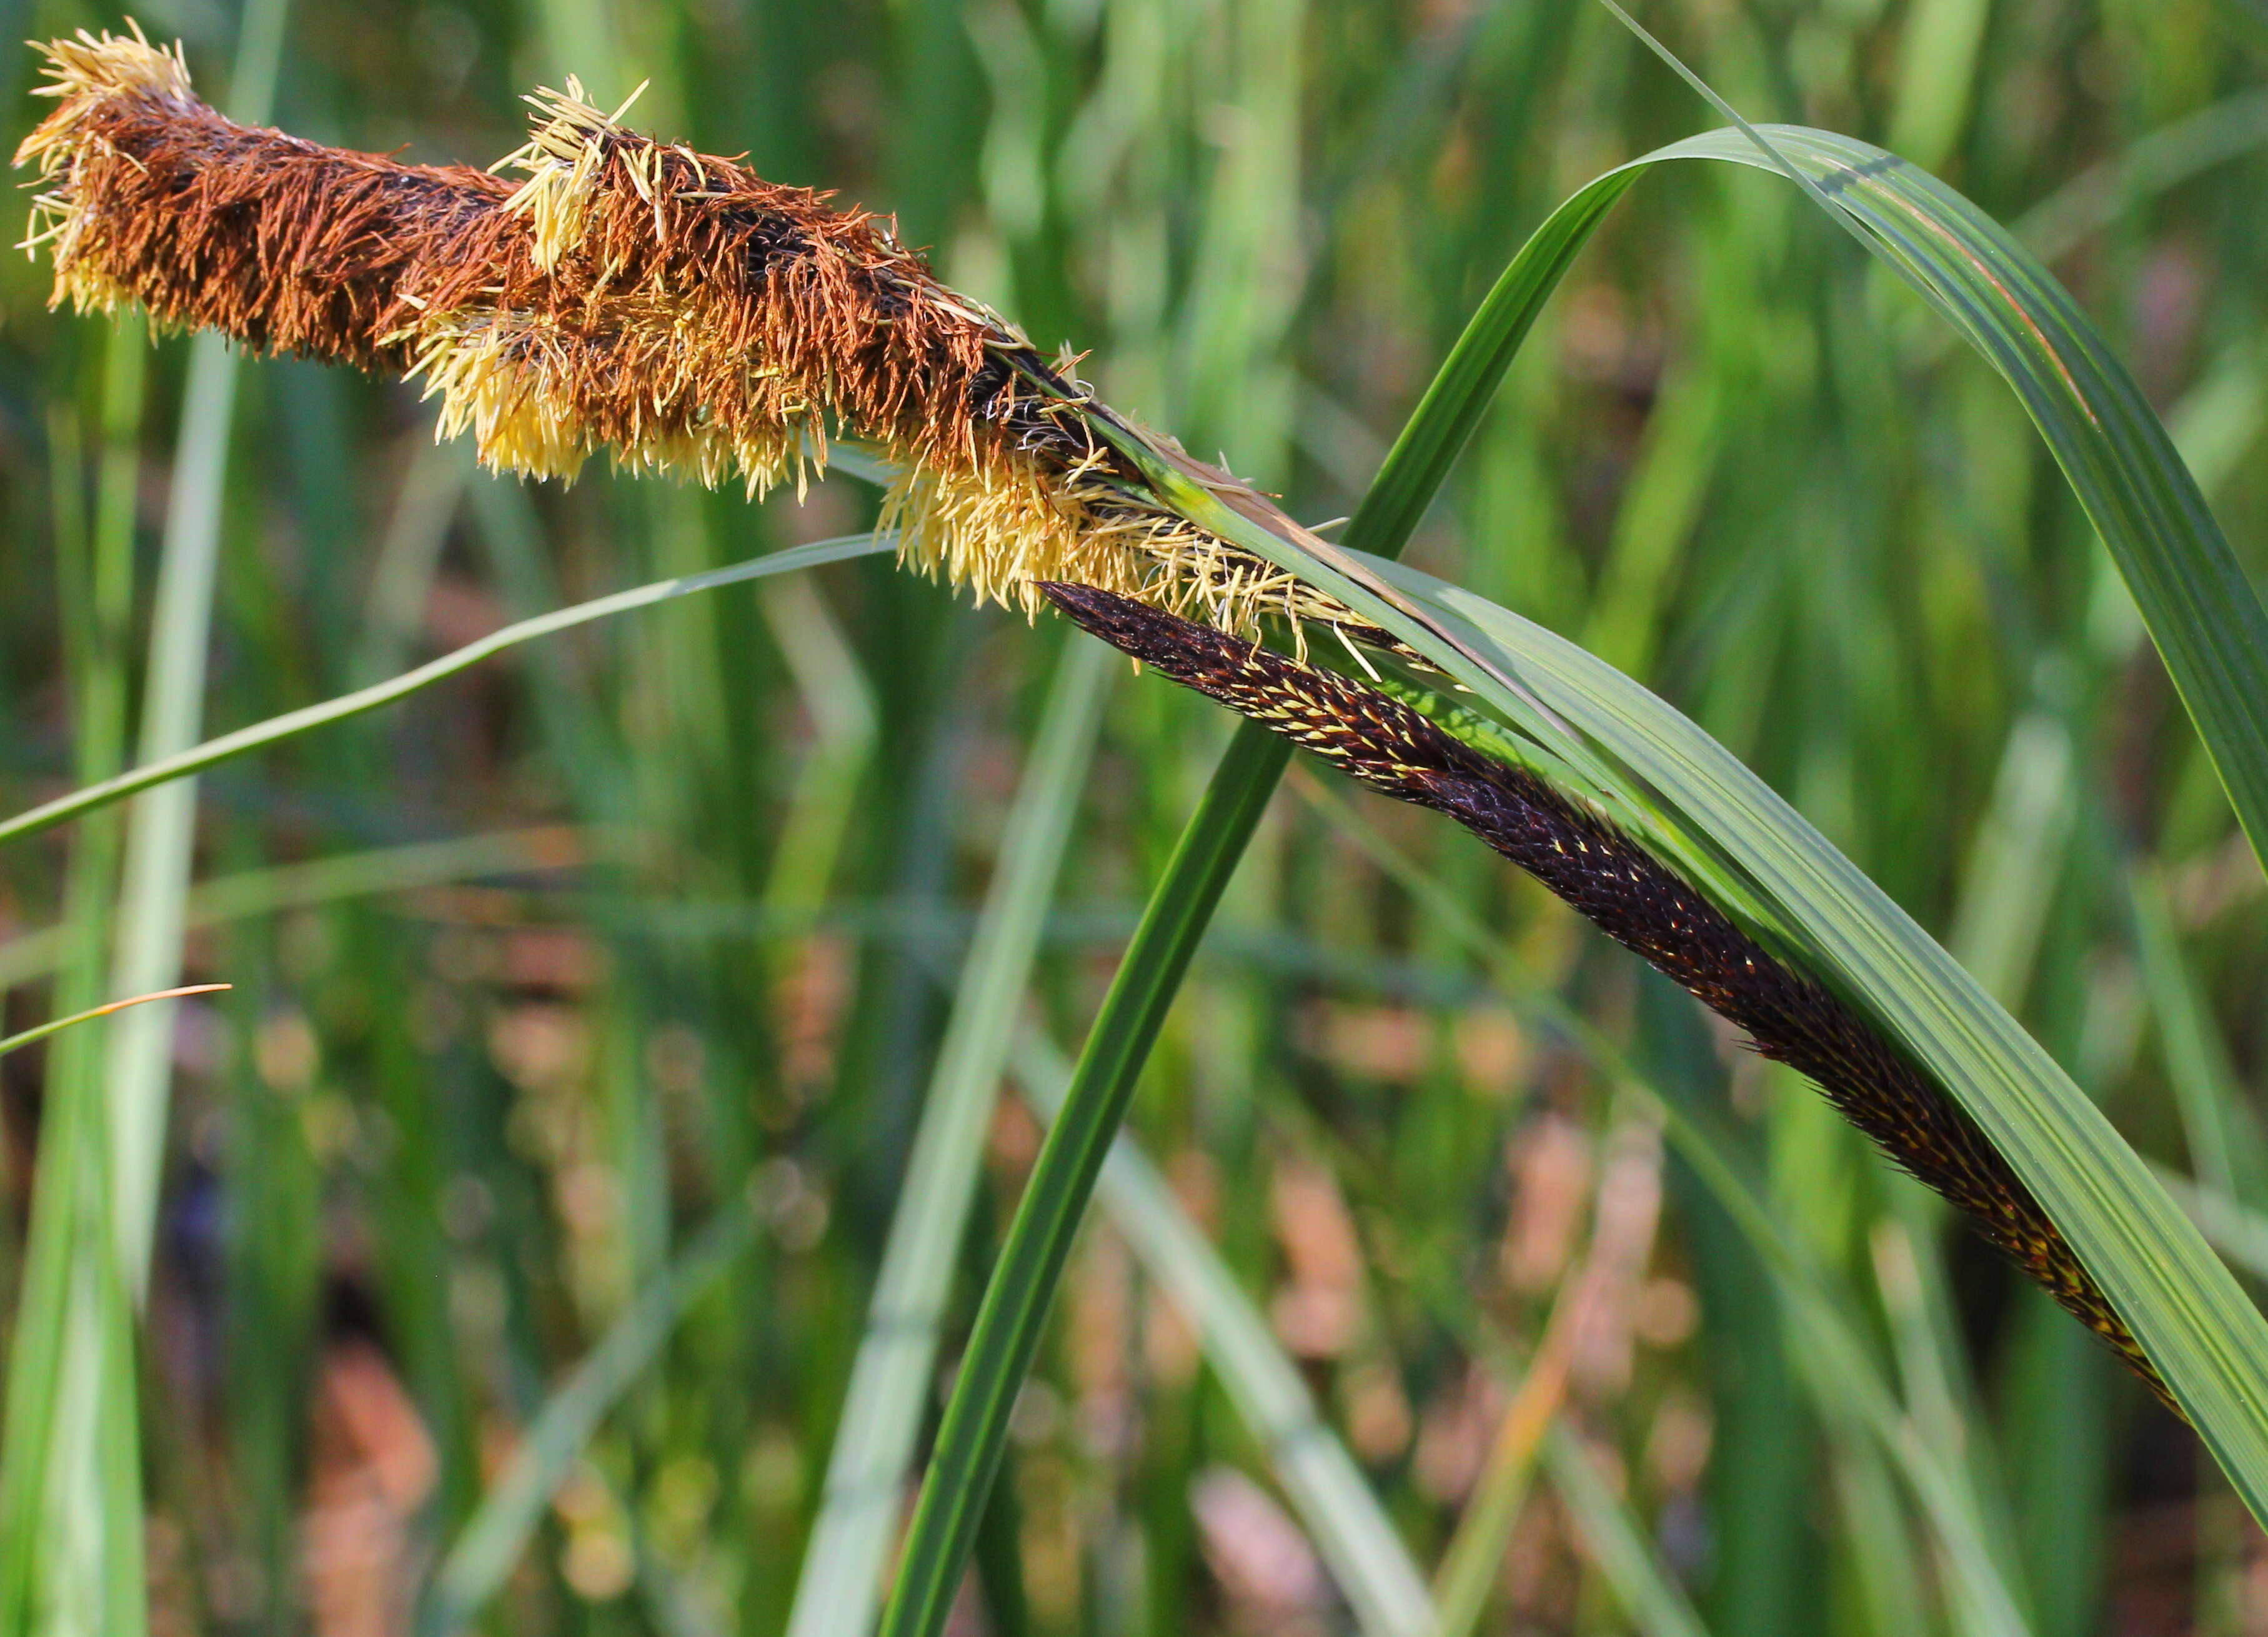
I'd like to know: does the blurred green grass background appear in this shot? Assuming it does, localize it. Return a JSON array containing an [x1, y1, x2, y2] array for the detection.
[[1, 0, 2266, 1631]]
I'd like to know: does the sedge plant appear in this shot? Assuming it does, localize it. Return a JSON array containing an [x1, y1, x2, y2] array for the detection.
[[5, 10, 2268, 1634]]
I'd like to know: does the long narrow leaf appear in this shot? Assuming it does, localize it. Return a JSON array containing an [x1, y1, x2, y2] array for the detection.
[[0, 829, 593, 993], [1363, 552, 2268, 1520], [1115, 112, 2268, 1513], [0, 986, 230, 1062], [1613, 45, 2268, 883], [0, 535, 894, 850], [1541, 1425, 1710, 1637], [429, 1190, 763, 1631], [106, 0, 296, 1296]]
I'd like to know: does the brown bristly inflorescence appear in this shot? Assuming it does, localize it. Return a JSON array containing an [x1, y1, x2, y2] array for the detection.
[[13, 24, 1354, 636], [1040, 580, 2172, 1406]]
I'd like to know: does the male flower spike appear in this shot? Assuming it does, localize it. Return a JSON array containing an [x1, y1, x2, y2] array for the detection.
[[16, 24, 1350, 635]]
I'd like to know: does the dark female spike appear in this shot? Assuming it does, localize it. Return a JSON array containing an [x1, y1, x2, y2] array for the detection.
[[1038, 580, 2167, 1405]]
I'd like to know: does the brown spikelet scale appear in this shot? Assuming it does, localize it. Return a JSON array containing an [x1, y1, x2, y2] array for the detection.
[[1039, 580, 2173, 1407], [12, 27, 1360, 638]]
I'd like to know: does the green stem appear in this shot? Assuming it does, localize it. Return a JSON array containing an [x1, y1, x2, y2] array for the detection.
[[877, 721, 1291, 1637], [873, 142, 1552, 1626]]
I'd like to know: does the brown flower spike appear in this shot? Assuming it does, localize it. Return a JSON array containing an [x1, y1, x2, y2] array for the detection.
[[14, 26, 1348, 634], [1041, 580, 2169, 1405]]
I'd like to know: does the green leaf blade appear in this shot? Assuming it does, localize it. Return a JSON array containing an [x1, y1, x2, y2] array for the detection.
[[1659, 124, 2268, 883], [1128, 109, 2268, 1521], [1378, 549, 2268, 1522]]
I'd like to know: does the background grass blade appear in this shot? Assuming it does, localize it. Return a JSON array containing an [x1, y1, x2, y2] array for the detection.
[[785, 634, 1112, 1637], [104, 0, 296, 1298], [352, 437, 473, 687], [1009, 1033, 1435, 1637], [0, 828, 592, 992], [0, 986, 230, 1062], [0, 330, 149, 1635], [1541, 1425, 1710, 1637], [2013, 88, 2268, 262], [0, 535, 894, 849], [428, 1186, 764, 1633], [1425, 1244, 1579, 1637], [2131, 867, 2268, 1209], [757, 577, 882, 944]]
